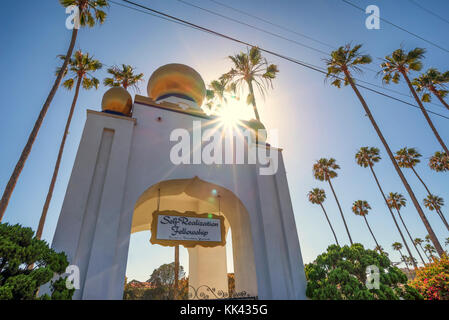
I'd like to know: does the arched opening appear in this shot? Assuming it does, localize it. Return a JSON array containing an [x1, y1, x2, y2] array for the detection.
[[124, 177, 257, 299]]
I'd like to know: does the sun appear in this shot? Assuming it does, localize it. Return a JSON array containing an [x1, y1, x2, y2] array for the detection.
[[216, 96, 254, 129]]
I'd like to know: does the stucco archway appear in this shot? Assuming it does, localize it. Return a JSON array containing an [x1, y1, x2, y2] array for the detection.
[[127, 176, 258, 298]]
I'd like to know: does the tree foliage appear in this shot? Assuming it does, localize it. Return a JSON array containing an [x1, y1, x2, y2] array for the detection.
[[305, 244, 422, 300], [0, 223, 73, 300], [124, 262, 187, 300], [410, 254, 449, 300]]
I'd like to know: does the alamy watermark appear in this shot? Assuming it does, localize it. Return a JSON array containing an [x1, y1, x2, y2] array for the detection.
[[169, 121, 279, 175], [65, 5, 80, 30], [365, 265, 380, 289], [365, 5, 380, 29], [65, 265, 80, 290]]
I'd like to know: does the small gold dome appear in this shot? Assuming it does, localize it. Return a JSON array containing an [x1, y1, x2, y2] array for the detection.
[[147, 63, 206, 107], [101, 87, 132, 116], [245, 119, 267, 143]]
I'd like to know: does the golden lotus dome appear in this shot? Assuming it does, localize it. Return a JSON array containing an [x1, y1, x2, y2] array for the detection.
[[246, 119, 267, 143], [147, 63, 206, 107], [101, 87, 132, 116]]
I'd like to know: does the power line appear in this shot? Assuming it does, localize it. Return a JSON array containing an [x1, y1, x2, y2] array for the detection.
[[341, 0, 449, 54], [112, 0, 449, 120], [207, 0, 335, 49], [408, 0, 449, 26], [176, 0, 330, 56], [177, 0, 447, 111]]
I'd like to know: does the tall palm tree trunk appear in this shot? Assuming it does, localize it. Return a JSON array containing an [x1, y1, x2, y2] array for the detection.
[[395, 208, 426, 265], [418, 243, 431, 262], [410, 167, 432, 195], [432, 88, 449, 111], [411, 167, 449, 231], [174, 245, 179, 300], [246, 80, 260, 121], [398, 249, 411, 274], [437, 208, 449, 231], [0, 29, 78, 222], [363, 215, 380, 249], [402, 71, 449, 155], [320, 204, 340, 245], [36, 76, 82, 240], [343, 69, 444, 257], [368, 164, 417, 266], [327, 179, 353, 245]]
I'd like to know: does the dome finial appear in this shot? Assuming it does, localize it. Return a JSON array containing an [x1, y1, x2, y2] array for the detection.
[[101, 87, 132, 116], [147, 63, 206, 108]]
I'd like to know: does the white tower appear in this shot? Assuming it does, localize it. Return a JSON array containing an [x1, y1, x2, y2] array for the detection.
[[50, 63, 307, 300]]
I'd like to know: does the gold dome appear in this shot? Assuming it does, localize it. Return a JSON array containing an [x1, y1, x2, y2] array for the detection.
[[101, 87, 132, 116], [245, 119, 267, 143], [147, 63, 206, 107]]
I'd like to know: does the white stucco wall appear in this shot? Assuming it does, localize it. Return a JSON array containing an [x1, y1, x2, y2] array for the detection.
[[50, 98, 307, 300]]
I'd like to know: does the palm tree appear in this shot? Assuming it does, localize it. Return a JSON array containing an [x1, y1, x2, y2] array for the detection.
[[392, 242, 411, 273], [354, 146, 414, 258], [386, 193, 422, 266], [36, 50, 102, 240], [429, 151, 449, 172], [374, 245, 386, 255], [325, 44, 444, 256], [0, 0, 108, 221], [445, 237, 449, 247], [103, 64, 144, 91], [221, 46, 278, 121], [424, 243, 437, 261], [412, 68, 449, 111], [380, 48, 448, 155], [414, 238, 430, 261], [424, 194, 449, 231], [351, 200, 380, 250], [205, 79, 231, 113], [307, 188, 340, 245], [395, 147, 431, 193], [313, 158, 353, 244], [395, 147, 449, 231]]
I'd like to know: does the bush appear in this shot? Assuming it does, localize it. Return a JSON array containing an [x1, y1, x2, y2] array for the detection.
[[0, 222, 73, 300], [305, 243, 422, 300], [410, 254, 449, 300]]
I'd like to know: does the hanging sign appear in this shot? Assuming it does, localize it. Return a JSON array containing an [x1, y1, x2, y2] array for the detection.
[[150, 210, 226, 248]]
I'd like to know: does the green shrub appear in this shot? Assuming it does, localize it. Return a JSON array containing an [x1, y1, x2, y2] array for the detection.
[[0, 222, 73, 300], [305, 243, 422, 300]]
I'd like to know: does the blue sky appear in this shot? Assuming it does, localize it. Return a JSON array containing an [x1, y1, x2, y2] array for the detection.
[[1, 0, 448, 282]]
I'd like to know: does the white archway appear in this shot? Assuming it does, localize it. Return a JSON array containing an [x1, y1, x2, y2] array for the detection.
[[49, 101, 307, 300], [128, 177, 258, 298]]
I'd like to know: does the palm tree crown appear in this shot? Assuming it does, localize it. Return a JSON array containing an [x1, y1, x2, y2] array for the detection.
[[307, 188, 326, 205], [57, 50, 102, 90], [221, 46, 278, 121], [392, 242, 403, 251], [355, 147, 381, 168], [104, 64, 144, 91], [381, 47, 448, 156], [60, 0, 108, 26], [412, 68, 449, 103], [429, 151, 449, 172], [324, 44, 372, 88], [313, 158, 339, 181], [387, 192, 407, 210], [380, 47, 425, 84], [205, 78, 233, 112], [394, 147, 421, 169], [423, 194, 444, 212], [352, 200, 371, 216]]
